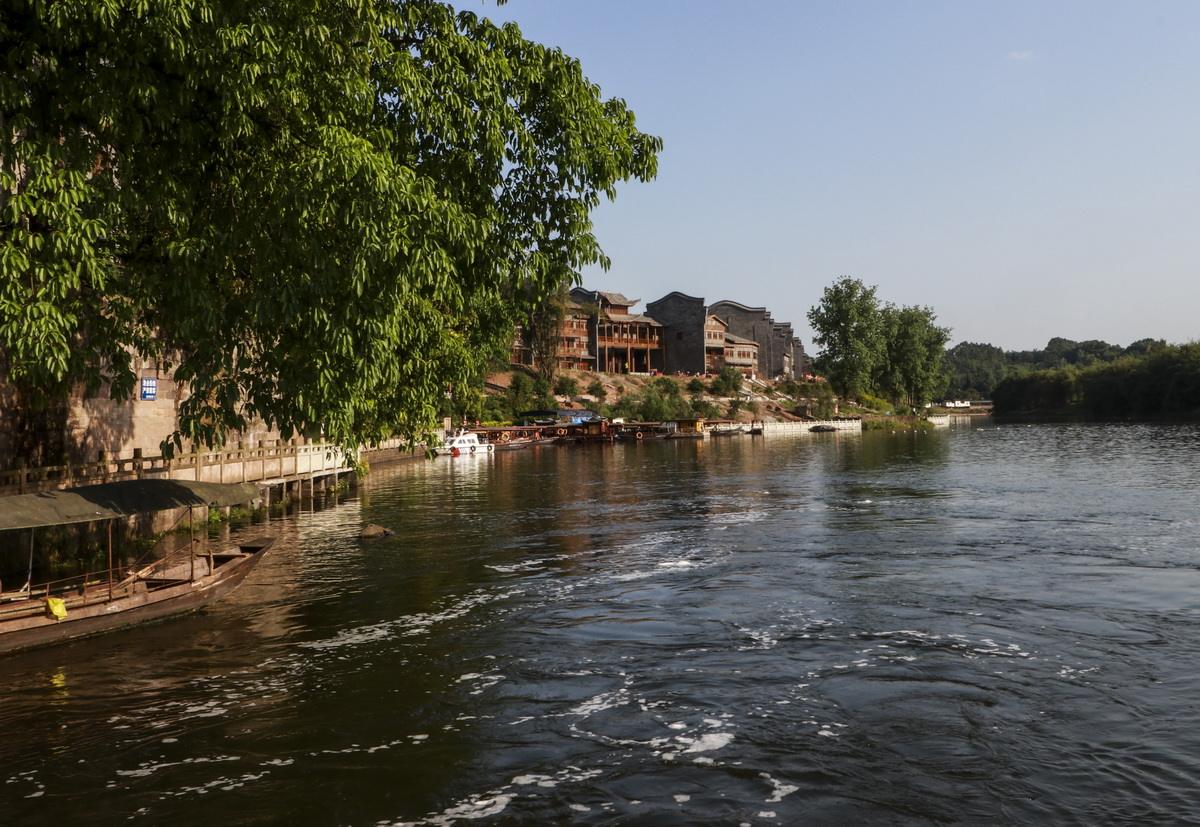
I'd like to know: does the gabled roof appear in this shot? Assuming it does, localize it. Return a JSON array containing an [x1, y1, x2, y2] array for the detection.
[[598, 290, 638, 307], [725, 332, 759, 347], [571, 287, 640, 310], [604, 311, 662, 326], [705, 314, 729, 328]]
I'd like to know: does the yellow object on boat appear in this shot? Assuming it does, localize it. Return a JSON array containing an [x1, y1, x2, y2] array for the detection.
[[46, 597, 68, 620]]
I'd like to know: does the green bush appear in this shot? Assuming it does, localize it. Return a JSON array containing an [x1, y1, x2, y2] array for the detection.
[[686, 378, 706, 394], [709, 366, 744, 396], [586, 379, 607, 402], [856, 393, 892, 413], [554, 375, 579, 397], [652, 376, 681, 397]]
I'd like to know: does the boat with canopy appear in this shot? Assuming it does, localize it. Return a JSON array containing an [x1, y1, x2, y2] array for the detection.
[[0, 479, 273, 655]]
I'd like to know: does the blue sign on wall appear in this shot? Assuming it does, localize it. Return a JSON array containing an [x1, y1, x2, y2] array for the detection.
[[140, 377, 157, 401]]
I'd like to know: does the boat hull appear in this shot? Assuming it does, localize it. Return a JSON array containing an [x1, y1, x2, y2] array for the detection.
[[0, 539, 272, 655]]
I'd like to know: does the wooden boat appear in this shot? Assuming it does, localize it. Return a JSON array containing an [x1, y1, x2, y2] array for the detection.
[[492, 436, 557, 451], [0, 479, 272, 655]]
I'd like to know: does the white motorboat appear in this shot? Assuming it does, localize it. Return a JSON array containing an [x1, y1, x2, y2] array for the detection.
[[439, 430, 494, 456]]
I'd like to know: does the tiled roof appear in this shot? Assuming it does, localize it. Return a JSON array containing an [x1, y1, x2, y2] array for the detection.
[[598, 290, 638, 307], [725, 332, 758, 346], [605, 312, 662, 326]]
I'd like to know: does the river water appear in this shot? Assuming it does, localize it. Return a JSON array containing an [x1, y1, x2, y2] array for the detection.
[[3, 423, 1200, 824]]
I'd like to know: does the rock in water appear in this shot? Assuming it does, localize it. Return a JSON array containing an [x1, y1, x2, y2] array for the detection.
[[360, 523, 394, 540]]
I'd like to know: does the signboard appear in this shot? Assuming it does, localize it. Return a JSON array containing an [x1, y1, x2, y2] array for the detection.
[[139, 377, 158, 401]]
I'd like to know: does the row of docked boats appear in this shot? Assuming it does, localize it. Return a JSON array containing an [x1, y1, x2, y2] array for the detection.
[[434, 418, 769, 456]]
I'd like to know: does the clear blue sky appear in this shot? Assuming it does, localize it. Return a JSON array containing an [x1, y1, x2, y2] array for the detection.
[[486, 1, 1200, 351]]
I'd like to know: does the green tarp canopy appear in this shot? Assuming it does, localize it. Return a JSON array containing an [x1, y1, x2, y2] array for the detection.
[[0, 479, 263, 532]]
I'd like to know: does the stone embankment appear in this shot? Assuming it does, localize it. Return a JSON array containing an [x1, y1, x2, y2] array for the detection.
[[759, 419, 862, 434]]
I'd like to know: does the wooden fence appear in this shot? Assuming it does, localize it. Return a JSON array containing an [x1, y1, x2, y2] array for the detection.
[[0, 439, 369, 496]]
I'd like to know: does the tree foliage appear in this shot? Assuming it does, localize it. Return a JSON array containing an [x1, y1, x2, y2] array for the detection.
[[1, 1, 660, 455], [945, 337, 1170, 399], [528, 282, 570, 389], [808, 277, 948, 409], [807, 277, 882, 399], [944, 342, 1007, 399], [875, 304, 950, 410], [992, 343, 1200, 418], [708, 365, 743, 396]]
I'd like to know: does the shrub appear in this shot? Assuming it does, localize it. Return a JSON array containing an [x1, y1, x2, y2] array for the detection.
[[554, 375, 579, 397], [586, 379, 607, 402], [652, 376, 681, 397], [686, 378, 706, 394], [710, 366, 743, 396]]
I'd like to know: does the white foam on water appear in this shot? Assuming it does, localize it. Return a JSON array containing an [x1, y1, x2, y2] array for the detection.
[[302, 588, 521, 652], [117, 754, 240, 779], [570, 685, 630, 716], [761, 773, 798, 803], [485, 559, 547, 573], [682, 733, 734, 753], [674, 794, 691, 803]]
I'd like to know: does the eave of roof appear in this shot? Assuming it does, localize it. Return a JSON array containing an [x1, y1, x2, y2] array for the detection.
[[0, 479, 263, 532]]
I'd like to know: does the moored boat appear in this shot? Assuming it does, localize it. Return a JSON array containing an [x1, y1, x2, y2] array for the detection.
[[437, 430, 495, 456], [0, 479, 272, 655]]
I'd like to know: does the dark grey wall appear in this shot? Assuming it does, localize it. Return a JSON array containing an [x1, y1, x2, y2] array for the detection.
[[646, 292, 707, 374], [708, 301, 777, 377]]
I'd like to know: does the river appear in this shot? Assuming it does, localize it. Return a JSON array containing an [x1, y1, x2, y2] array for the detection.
[[3, 423, 1200, 824]]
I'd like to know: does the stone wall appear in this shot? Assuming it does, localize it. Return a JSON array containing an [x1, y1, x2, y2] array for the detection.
[[646, 292, 707, 374], [760, 419, 862, 434]]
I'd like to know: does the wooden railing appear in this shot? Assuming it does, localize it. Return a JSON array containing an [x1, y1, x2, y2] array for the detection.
[[0, 439, 365, 496]]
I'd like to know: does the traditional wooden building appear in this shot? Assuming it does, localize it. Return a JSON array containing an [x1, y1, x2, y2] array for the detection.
[[570, 288, 663, 374], [704, 314, 729, 374], [707, 300, 806, 380], [508, 300, 596, 372], [556, 302, 595, 371], [723, 332, 760, 377]]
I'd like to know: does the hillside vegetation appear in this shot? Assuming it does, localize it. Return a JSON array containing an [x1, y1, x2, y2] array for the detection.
[[991, 343, 1200, 418]]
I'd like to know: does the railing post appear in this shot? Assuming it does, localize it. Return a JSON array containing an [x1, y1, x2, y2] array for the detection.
[[17, 459, 26, 494], [133, 448, 144, 479], [98, 450, 108, 482]]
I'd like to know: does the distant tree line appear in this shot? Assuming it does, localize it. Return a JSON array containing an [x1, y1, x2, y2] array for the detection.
[[990, 343, 1200, 418], [944, 337, 1170, 399], [807, 277, 950, 411]]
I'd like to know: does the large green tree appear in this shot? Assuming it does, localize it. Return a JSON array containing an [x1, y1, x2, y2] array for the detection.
[[1, 1, 660, 457], [807, 276, 882, 399], [876, 304, 950, 410]]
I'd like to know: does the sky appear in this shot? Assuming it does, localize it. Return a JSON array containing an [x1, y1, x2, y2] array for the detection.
[[484, 0, 1200, 352]]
